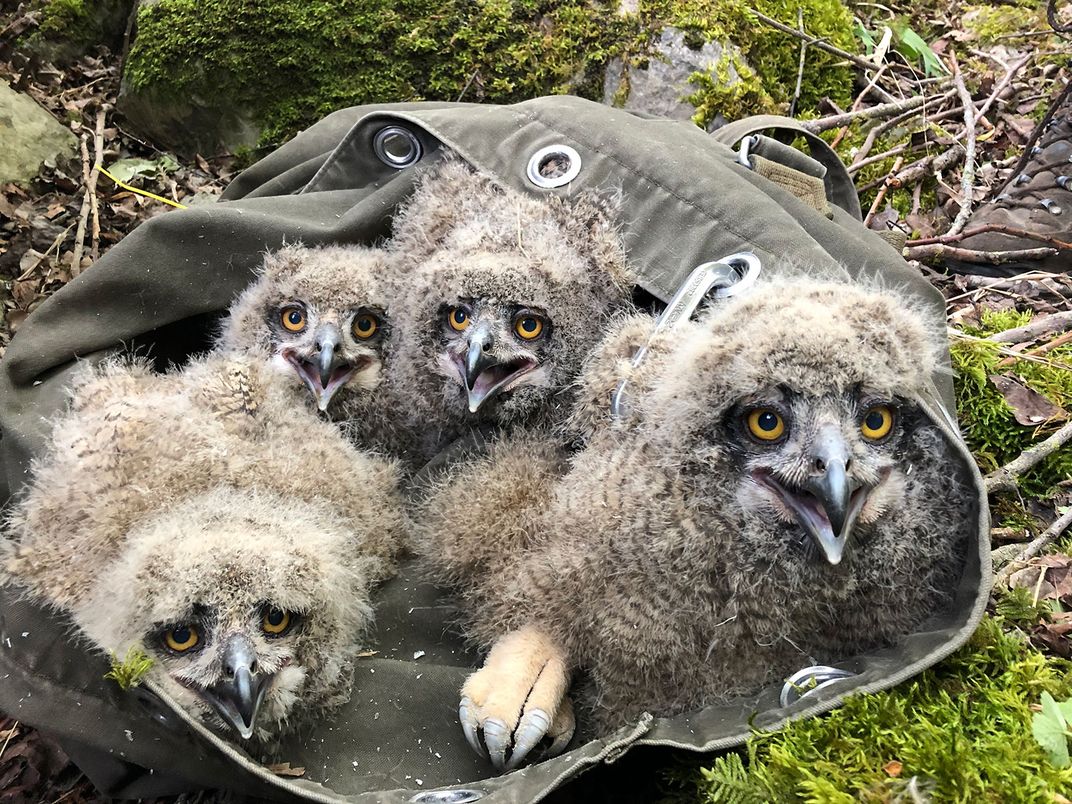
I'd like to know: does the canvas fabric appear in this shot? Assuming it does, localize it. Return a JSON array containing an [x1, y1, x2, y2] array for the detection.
[[0, 96, 989, 803]]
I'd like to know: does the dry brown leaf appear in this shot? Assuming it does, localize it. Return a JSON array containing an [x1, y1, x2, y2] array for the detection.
[[988, 374, 1067, 426], [266, 761, 306, 777], [883, 760, 903, 777]]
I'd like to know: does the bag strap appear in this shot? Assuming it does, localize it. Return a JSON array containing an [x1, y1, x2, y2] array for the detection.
[[711, 114, 863, 221]]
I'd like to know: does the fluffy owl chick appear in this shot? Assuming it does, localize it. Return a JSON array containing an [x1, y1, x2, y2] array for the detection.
[[386, 157, 633, 463], [3, 353, 406, 743], [452, 278, 977, 768], [218, 243, 394, 416]]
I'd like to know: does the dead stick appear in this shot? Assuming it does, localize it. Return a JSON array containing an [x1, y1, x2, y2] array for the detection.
[[986, 420, 1072, 494], [946, 54, 978, 237], [830, 64, 890, 148], [748, 8, 898, 83], [847, 142, 912, 175], [864, 155, 906, 225], [0, 720, 17, 763], [904, 244, 1058, 264], [89, 107, 106, 262], [802, 92, 933, 134], [994, 330, 1072, 368], [788, 8, 807, 118], [891, 145, 965, 186], [70, 133, 92, 275], [995, 506, 1072, 586], [990, 311, 1072, 344], [907, 223, 1072, 251], [974, 53, 1033, 125]]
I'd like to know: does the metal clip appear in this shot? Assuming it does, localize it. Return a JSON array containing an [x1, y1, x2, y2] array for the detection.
[[736, 135, 759, 169], [779, 665, 857, 708], [610, 253, 761, 419]]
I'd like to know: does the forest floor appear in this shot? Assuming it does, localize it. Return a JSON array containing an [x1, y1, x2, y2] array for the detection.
[[1, 0, 1072, 802]]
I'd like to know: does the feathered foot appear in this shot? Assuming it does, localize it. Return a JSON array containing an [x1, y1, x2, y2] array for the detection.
[[458, 626, 574, 771]]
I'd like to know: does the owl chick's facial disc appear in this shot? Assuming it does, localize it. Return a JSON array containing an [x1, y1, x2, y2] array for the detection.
[[219, 244, 393, 412], [439, 294, 552, 414]]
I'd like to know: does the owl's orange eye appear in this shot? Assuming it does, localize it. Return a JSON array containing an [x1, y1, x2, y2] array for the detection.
[[861, 405, 894, 440], [164, 625, 200, 652], [514, 315, 545, 340], [281, 307, 306, 333], [262, 607, 293, 636], [447, 307, 470, 331], [352, 314, 379, 340], [746, 409, 786, 442]]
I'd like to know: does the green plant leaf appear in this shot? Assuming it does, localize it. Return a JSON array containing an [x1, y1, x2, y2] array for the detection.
[[1033, 692, 1071, 768], [852, 18, 875, 56], [106, 155, 180, 183], [892, 23, 947, 76]]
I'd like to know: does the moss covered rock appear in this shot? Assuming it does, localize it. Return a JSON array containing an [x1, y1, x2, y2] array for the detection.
[[118, 0, 854, 153], [26, 0, 136, 64]]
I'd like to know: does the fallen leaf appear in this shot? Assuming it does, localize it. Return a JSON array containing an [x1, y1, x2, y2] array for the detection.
[[989, 374, 1067, 426], [883, 760, 903, 777], [266, 762, 306, 777]]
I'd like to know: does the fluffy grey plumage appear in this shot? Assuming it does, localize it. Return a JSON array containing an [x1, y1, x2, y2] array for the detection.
[[438, 278, 975, 737], [384, 158, 634, 464], [219, 243, 396, 424], [2, 354, 406, 744]]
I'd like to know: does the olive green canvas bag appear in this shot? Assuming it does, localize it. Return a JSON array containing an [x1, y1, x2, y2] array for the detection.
[[0, 96, 989, 803]]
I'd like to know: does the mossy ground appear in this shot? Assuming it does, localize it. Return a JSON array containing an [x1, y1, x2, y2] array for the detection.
[[120, 0, 854, 147]]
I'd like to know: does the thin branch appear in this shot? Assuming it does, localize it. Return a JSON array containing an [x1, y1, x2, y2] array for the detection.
[[973, 53, 1034, 125], [946, 54, 978, 237], [904, 244, 1057, 264], [89, 107, 106, 262], [985, 420, 1072, 494], [989, 311, 1072, 344], [996, 506, 1072, 587], [864, 155, 905, 225], [69, 132, 92, 275], [788, 8, 807, 118], [801, 92, 934, 133], [907, 224, 1072, 251]]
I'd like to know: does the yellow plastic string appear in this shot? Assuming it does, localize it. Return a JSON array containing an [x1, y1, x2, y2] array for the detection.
[[96, 165, 188, 209]]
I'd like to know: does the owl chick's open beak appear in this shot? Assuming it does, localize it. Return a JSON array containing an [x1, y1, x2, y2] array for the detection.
[[462, 323, 538, 413], [757, 430, 872, 566], [283, 323, 372, 412], [201, 636, 271, 740]]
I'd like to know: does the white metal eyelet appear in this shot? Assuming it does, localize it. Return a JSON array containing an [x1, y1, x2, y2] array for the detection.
[[779, 665, 857, 708], [526, 144, 582, 188], [409, 790, 484, 803], [373, 126, 423, 169]]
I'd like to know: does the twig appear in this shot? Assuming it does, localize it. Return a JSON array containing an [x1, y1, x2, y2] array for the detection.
[[986, 420, 1072, 494], [996, 506, 1072, 587], [907, 224, 1072, 251], [89, 107, 106, 262], [829, 64, 890, 148], [904, 244, 1058, 264], [863, 155, 905, 225], [989, 311, 1072, 344], [456, 70, 479, 102], [948, 330, 1072, 372], [788, 8, 807, 118], [802, 93, 935, 133], [0, 720, 17, 762], [748, 8, 898, 85], [994, 330, 1072, 368], [973, 53, 1034, 125], [70, 133, 92, 275], [847, 142, 911, 174], [859, 145, 965, 192], [946, 54, 977, 237]]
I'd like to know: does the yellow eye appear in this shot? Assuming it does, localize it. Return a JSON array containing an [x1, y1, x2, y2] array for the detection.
[[281, 306, 306, 333], [447, 307, 470, 331], [514, 315, 545, 340], [262, 607, 292, 636], [352, 314, 379, 340], [164, 625, 200, 652], [747, 409, 786, 441], [861, 405, 894, 440]]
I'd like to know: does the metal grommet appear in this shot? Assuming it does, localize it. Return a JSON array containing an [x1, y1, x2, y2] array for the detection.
[[526, 144, 582, 189], [409, 790, 485, 803], [779, 665, 857, 708], [373, 126, 423, 169]]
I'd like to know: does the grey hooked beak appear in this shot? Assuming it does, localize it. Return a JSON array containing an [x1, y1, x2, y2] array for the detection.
[[459, 323, 540, 414], [202, 636, 270, 740], [800, 430, 865, 565], [315, 322, 342, 388]]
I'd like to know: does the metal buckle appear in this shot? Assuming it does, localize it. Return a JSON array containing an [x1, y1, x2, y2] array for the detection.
[[736, 135, 759, 170], [610, 253, 761, 418], [779, 665, 857, 708]]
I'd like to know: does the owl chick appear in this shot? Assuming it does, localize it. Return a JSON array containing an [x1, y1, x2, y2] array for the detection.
[[384, 158, 634, 463], [439, 277, 976, 769], [3, 353, 406, 744], [218, 243, 394, 418]]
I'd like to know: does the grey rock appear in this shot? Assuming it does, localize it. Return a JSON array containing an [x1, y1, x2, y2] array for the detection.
[[0, 82, 78, 185], [603, 27, 742, 120]]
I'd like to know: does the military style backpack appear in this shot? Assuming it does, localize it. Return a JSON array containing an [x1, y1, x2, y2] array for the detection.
[[0, 97, 989, 802]]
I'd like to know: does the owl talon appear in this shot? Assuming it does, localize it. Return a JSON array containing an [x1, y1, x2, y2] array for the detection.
[[481, 718, 511, 770], [503, 708, 551, 771], [458, 696, 487, 758]]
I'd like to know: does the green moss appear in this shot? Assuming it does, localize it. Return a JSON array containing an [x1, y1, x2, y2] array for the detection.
[[124, 0, 853, 147], [672, 616, 1072, 803], [29, 0, 133, 61], [962, 4, 1047, 45], [951, 311, 1072, 498], [103, 645, 154, 690]]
